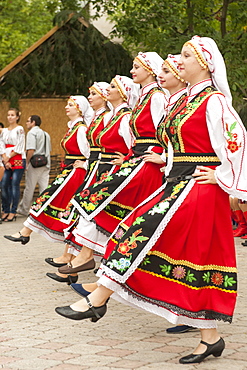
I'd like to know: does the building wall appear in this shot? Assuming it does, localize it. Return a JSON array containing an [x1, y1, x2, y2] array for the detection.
[[0, 98, 69, 156]]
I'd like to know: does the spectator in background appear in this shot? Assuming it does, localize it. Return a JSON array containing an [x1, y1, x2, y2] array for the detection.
[[17, 115, 51, 216], [0, 108, 25, 221], [0, 122, 4, 221], [0, 123, 4, 181]]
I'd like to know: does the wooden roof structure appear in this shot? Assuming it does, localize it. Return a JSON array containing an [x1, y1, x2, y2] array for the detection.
[[0, 14, 132, 105]]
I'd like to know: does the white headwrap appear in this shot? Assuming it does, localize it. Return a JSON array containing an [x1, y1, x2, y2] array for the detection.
[[134, 52, 164, 77], [69, 95, 94, 126], [164, 54, 185, 83], [89, 82, 109, 100], [113, 75, 140, 109], [184, 35, 232, 104]]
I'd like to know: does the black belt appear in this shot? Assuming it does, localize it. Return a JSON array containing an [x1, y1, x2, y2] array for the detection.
[[166, 175, 194, 183]]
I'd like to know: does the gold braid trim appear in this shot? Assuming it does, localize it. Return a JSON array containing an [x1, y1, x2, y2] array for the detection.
[[137, 268, 237, 293], [104, 211, 123, 221], [109, 201, 134, 211], [184, 42, 208, 70], [135, 138, 160, 144], [134, 56, 156, 76], [89, 86, 107, 101], [148, 250, 237, 273], [65, 155, 86, 160], [167, 155, 220, 163], [112, 78, 127, 101], [163, 60, 185, 83], [68, 98, 83, 115]]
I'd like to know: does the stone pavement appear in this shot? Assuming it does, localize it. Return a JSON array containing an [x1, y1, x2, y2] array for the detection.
[[0, 216, 247, 370]]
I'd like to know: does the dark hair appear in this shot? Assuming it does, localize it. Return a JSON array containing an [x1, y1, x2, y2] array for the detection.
[[8, 108, 21, 123], [30, 115, 41, 126], [0, 122, 4, 128]]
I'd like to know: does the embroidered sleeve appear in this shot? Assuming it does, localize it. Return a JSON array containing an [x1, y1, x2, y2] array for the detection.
[[206, 94, 247, 200]]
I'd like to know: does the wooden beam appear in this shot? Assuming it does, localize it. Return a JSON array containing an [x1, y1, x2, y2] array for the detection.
[[0, 26, 59, 79]]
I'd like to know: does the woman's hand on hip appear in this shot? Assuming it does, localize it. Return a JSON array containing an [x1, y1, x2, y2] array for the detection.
[[142, 151, 164, 164], [111, 152, 126, 166], [192, 166, 217, 184]]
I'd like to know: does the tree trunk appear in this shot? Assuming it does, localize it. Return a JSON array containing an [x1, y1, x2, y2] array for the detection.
[[186, 0, 194, 34], [221, 0, 229, 37]]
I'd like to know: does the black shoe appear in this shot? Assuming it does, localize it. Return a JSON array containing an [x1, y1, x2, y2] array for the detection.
[[166, 325, 198, 334], [55, 296, 107, 322], [4, 232, 30, 245], [46, 272, 78, 285], [241, 240, 247, 246], [179, 337, 225, 364], [5, 215, 17, 222], [45, 258, 67, 268]]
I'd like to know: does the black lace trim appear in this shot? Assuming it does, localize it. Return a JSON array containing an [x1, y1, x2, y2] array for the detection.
[[28, 215, 63, 237], [64, 239, 82, 251], [93, 219, 111, 237], [116, 281, 233, 323]]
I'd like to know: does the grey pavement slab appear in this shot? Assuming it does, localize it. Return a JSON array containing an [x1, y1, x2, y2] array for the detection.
[[0, 216, 247, 369]]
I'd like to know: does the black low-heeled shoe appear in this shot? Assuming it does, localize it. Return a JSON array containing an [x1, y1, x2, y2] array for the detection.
[[179, 337, 225, 364], [4, 232, 30, 245], [5, 215, 17, 222], [46, 272, 78, 285], [45, 258, 67, 268], [55, 296, 107, 322]]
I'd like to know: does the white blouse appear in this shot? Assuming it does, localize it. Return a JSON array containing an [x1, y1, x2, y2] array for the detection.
[[188, 79, 247, 200], [0, 126, 26, 159]]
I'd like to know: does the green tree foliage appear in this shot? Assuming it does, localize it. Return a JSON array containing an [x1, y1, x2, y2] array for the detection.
[[0, 0, 84, 69], [89, 0, 247, 107]]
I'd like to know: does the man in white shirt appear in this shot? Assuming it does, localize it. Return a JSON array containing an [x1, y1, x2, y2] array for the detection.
[[17, 115, 51, 216]]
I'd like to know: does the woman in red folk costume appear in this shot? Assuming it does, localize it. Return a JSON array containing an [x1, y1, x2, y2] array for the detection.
[[56, 37, 247, 365], [69, 53, 187, 295], [55, 53, 168, 279], [5, 96, 93, 247], [45, 82, 110, 270], [46, 76, 137, 283]]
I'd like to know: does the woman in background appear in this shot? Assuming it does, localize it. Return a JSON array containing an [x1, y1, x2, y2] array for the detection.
[[0, 108, 25, 222]]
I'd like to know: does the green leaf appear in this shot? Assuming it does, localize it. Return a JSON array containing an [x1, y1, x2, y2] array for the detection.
[[133, 216, 146, 225]]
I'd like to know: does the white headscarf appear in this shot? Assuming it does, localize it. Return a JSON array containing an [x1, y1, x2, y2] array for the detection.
[[113, 75, 140, 109], [69, 95, 94, 126], [184, 36, 232, 104], [89, 82, 109, 100], [134, 52, 164, 77]]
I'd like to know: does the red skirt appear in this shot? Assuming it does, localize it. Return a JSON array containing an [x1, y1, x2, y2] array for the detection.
[[99, 180, 237, 327], [25, 167, 86, 242]]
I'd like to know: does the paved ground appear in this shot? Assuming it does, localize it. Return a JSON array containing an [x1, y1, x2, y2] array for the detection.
[[0, 216, 247, 370]]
